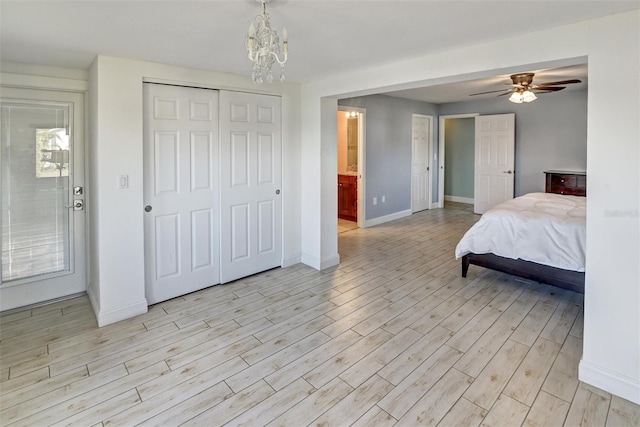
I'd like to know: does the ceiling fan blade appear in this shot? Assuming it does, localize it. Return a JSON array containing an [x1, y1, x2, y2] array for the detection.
[[532, 86, 566, 92], [536, 79, 582, 86], [469, 88, 513, 96], [497, 92, 511, 97]]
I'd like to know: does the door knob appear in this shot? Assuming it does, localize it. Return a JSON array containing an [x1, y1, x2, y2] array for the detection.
[[144, 205, 152, 212], [66, 200, 84, 211], [503, 170, 513, 174], [275, 189, 280, 195]]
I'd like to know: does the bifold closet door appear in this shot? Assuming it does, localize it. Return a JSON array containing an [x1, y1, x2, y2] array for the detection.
[[219, 91, 282, 283], [143, 83, 220, 304]]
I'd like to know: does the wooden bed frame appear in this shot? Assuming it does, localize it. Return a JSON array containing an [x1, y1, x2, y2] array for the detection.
[[460, 175, 587, 294], [462, 253, 585, 294]]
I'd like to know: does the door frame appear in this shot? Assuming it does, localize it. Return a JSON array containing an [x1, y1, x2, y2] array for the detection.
[[411, 114, 433, 212], [0, 87, 87, 311], [337, 106, 366, 228], [437, 113, 479, 208]]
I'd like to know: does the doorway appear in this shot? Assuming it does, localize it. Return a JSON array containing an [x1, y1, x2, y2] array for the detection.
[[337, 107, 365, 232], [438, 114, 479, 208], [0, 87, 86, 311], [437, 113, 515, 213]]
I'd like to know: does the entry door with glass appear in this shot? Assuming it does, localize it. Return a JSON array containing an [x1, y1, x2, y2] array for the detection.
[[0, 88, 85, 311]]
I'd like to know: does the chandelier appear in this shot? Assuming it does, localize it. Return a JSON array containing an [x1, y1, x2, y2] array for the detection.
[[246, 0, 288, 83]]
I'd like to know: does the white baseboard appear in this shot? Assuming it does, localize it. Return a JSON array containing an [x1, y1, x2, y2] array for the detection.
[[87, 286, 100, 323], [96, 299, 148, 327], [445, 195, 474, 204], [579, 359, 640, 404], [321, 254, 340, 270], [364, 209, 412, 228], [301, 252, 340, 271], [282, 254, 301, 268]]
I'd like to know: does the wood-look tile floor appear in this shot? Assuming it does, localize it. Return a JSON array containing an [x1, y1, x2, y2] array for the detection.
[[2, 202, 639, 426]]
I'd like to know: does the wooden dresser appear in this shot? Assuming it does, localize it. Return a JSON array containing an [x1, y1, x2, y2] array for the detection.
[[338, 174, 357, 221], [544, 170, 586, 196]]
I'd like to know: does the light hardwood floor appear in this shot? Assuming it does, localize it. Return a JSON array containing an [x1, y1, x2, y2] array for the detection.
[[1, 202, 639, 426]]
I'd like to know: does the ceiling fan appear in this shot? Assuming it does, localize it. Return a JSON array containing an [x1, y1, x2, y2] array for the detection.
[[470, 73, 582, 103]]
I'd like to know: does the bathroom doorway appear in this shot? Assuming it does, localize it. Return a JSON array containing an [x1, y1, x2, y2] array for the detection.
[[337, 107, 365, 232]]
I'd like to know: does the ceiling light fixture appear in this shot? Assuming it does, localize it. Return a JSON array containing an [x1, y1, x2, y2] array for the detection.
[[246, 0, 288, 84], [509, 89, 537, 104]]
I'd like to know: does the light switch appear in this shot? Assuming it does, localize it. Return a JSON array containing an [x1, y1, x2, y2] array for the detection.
[[118, 174, 129, 189]]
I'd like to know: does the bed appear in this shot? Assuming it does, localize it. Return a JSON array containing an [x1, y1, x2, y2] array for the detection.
[[455, 192, 586, 293]]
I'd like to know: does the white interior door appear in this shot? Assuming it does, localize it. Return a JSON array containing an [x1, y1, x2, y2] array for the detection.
[[219, 91, 282, 283], [474, 113, 515, 214], [412, 114, 432, 212], [143, 84, 220, 305], [0, 87, 85, 311]]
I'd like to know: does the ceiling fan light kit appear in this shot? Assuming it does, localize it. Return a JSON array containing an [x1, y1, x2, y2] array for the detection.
[[470, 72, 581, 103], [246, 0, 288, 84], [509, 89, 537, 104]]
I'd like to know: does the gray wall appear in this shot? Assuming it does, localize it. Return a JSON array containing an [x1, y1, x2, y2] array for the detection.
[[339, 95, 438, 220], [338, 89, 587, 221], [439, 88, 587, 196], [444, 118, 475, 199]]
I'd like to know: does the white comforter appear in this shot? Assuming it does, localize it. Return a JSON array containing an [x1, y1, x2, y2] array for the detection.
[[455, 193, 586, 272]]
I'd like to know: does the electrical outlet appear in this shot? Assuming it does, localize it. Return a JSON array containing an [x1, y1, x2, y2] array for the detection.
[[373, 197, 377, 205], [382, 195, 386, 203]]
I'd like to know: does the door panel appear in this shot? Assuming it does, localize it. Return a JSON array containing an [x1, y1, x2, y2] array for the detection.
[[412, 114, 432, 213], [143, 84, 219, 304], [0, 88, 86, 311], [474, 114, 515, 214], [220, 91, 282, 283]]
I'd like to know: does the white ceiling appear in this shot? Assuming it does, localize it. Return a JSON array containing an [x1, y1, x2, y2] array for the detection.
[[382, 64, 589, 104], [1, 1, 637, 93]]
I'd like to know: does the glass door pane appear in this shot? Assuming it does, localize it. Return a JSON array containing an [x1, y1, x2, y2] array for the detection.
[[1, 101, 72, 283]]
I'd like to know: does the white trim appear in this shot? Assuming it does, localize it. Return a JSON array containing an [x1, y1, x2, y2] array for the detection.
[[95, 299, 148, 327], [321, 254, 340, 270], [282, 254, 302, 268], [445, 195, 474, 204], [437, 113, 479, 208], [580, 359, 640, 405], [0, 72, 88, 92], [364, 209, 412, 228], [411, 114, 433, 212], [337, 106, 366, 228], [301, 253, 340, 271]]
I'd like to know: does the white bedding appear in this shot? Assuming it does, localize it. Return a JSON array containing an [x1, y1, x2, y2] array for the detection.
[[455, 192, 586, 272]]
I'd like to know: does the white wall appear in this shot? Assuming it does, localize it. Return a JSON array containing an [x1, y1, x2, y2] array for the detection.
[[89, 56, 302, 326], [300, 11, 640, 404]]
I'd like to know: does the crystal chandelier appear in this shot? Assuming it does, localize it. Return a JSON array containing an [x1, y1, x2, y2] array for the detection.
[[246, 0, 288, 83]]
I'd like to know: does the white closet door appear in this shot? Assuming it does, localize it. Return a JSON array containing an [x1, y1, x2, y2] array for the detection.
[[143, 84, 219, 304], [219, 91, 282, 283]]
